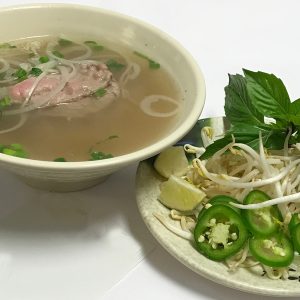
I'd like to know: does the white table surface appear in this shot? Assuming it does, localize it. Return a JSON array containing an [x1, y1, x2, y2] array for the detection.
[[0, 0, 299, 299]]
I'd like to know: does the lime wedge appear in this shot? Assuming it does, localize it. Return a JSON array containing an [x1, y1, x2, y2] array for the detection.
[[159, 175, 205, 211], [154, 146, 189, 178]]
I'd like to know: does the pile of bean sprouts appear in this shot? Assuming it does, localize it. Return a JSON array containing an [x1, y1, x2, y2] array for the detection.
[[155, 126, 300, 280]]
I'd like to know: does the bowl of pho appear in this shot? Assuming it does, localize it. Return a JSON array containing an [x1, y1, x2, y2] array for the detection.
[[0, 4, 205, 192]]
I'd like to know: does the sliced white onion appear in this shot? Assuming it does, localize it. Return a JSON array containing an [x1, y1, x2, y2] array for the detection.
[[35, 60, 57, 72], [140, 95, 181, 117]]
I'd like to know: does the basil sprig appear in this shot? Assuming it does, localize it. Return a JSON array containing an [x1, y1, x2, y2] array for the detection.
[[201, 69, 299, 159]]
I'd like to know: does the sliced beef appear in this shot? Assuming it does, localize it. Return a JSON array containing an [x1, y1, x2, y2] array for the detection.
[[8, 63, 120, 108]]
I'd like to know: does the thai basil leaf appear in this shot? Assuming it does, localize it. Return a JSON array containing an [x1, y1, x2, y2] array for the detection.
[[224, 74, 264, 126], [243, 69, 291, 120], [200, 123, 287, 160], [289, 98, 300, 125]]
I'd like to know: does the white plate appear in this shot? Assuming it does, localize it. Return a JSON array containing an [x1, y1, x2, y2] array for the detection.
[[135, 117, 300, 297]]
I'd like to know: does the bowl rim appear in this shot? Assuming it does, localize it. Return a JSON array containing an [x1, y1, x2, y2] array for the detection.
[[0, 2, 206, 170]]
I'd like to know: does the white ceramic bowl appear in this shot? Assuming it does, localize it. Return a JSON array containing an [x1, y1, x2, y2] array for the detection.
[[0, 3, 205, 192]]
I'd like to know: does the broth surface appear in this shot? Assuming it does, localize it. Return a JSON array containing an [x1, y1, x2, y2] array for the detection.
[[0, 36, 182, 161]]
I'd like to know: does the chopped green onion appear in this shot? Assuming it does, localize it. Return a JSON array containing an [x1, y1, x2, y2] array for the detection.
[[14, 68, 27, 81], [1, 143, 27, 158], [10, 144, 23, 151], [54, 157, 67, 162], [94, 88, 107, 97], [2, 148, 17, 156], [133, 51, 160, 69], [39, 56, 50, 63], [106, 59, 125, 71], [52, 50, 64, 58], [0, 96, 11, 110], [29, 67, 43, 77], [93, 45, 104, 51], [148, 60, 160, 69], [58, 38, 73, 47], [84, 41, 97, 46], [0, 43, 16, 49], [89, 151, 113, 161], [108, 135, 119, 140]]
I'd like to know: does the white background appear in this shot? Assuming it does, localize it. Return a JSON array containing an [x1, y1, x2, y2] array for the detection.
[[0, 1, 298, 299]]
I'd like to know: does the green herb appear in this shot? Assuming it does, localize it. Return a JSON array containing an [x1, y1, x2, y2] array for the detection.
[[0, 96, 11, 110], [52, 50, 64, 58], [0, 143, 27, 158], [29, 67, 43, 77], [106, 59, 125, 72], [93, 45, 104, 51], [91, 135, 119, 151], [84, 40, 104, 51], [108, 135, 119, 140], [14, 68, 27, 81], [94, 88, 107, 97], [89, 151, 113, 161], [0, 43, 16, 49], [201, 69, 300, 159], [133, 51, 160, 69], [54, 157, 67, 162], [0, 72, 5, 80], [58, 38, 73, 47], [84, 41, 97, 46], [39, 56, 49, 63]]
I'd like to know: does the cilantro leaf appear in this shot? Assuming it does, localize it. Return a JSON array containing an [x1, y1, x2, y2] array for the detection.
[[52, 50, 64, 58], [94, 88, 107, 97], [29, 67, 43, 77], [106, 59, 125, 72]]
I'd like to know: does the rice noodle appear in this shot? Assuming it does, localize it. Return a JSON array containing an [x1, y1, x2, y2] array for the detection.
[[0, 114, 28, 134], [46, 42, 93, 64], [4, 66, 71, 116], [119, 62, 141, 97], [0, 58, 9, 74], [140, 95, 181, 117]]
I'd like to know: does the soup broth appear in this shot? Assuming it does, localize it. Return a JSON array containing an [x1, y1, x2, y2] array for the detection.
[[0, 36, 182, 161]]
